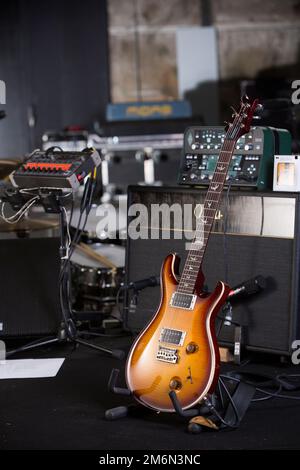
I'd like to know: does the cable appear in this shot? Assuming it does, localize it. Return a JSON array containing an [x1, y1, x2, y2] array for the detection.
[[204, 371, 300, 430], [260, 196, 265, 236], [0, 196, 39, 223], [19, 187, 73, 198], [202, 395, 238, 429], [251, 384, 283, 402], [216, 182, 232, 338], [218, 376, 240, 423], [45, 146, 63, 155], [61, 206, 72, 259], [59, 171, 97, 323], [221, 373, 300, 402], [116, 285, 126, 319], [223, 181, 232, 284]]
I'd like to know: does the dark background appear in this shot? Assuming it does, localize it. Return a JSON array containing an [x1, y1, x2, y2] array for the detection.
[[0, 0, 110, 156]]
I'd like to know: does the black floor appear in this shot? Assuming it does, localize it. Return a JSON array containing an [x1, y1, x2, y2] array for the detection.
[[0, 335, 300, 450]]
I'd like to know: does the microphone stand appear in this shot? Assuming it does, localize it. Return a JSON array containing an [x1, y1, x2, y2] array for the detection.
[[3, 187, 124, 360]]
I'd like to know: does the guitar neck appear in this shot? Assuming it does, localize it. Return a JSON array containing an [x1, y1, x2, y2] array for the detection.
[[177, 139, 236, 295]]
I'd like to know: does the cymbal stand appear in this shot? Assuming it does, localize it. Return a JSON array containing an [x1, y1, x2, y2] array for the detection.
[[3, 186, 124, 360]]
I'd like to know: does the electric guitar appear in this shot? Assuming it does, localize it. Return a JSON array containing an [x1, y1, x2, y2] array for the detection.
[[126, 96, 259, 412]]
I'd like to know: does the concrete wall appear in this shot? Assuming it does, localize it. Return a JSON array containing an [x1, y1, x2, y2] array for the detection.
[[108, 0, 201, 102], [108, 0, 300, 103]]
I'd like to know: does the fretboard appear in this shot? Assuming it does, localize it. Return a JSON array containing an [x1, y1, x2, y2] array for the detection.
[[177, 140, 236, 294]]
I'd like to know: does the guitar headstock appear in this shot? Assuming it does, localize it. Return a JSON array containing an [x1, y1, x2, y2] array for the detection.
[[226, 95, 260, 142]]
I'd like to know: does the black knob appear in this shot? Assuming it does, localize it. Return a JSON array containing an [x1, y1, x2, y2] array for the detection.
[[169, 377, 182, 390]]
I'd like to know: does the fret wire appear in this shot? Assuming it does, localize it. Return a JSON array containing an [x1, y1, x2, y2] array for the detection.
[[181, 269, 199, 275], [181, 268, 200, 273], [178, 140, 236, 293], [193, 229, 213, 234], [204, 200, 218, 205], [181, 273, 201, 278], [179, 274, 200, 280], [199, 214, 214, 219], [182, 266, 201, 272], [185, 255, 204, 262], [186, 254, 203, 259]]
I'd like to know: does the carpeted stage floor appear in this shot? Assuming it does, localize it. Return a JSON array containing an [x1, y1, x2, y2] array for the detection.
[[0, 335, 300, 450]]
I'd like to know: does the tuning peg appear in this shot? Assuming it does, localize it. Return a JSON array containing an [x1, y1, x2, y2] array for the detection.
[[230, 106, 238, 116]]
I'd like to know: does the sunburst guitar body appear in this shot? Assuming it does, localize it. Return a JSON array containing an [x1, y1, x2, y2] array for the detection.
[[126, 254, 230, 411], [125, 96, 259, 412]]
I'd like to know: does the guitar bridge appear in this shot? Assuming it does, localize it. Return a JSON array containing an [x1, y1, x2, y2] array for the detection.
[[170, 292, 197, 310], [156, 346, 178, 364]]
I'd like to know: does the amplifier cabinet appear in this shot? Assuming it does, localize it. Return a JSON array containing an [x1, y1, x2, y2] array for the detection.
[[124, 186, 300, 356], [0, 237, 61, 337]]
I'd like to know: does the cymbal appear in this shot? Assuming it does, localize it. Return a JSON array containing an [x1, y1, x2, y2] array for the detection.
[[0, 215, 59, 233], [0, 159, 20, 180]]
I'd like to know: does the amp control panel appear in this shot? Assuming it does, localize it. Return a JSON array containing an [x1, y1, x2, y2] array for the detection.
[[178, 126, 291, 189]]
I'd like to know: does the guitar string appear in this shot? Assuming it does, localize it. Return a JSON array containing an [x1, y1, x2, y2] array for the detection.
[[166, 130, 237, 335], [162, 102, 250, 374], [177, 106, 246, 295], [164, 105, 249, 356]]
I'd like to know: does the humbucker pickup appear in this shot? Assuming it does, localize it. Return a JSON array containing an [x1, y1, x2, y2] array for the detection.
[[159, 328, 186, 346], [170, 292, 197, 310], [156, 346, 178, 364]]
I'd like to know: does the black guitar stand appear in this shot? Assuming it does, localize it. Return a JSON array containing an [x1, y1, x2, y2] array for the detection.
[[103, 275, 265, 430], [3, 186, 124, 360], [105, 368, 256, 432]]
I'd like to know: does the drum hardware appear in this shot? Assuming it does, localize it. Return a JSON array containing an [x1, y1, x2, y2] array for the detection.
[[2, 156, 124, 359], [76, 242, 118, 269], [0, 214, 59, 234], [70, 243, 125, 318], [42, 129, 89, 152], [88, 132, 184, 196]]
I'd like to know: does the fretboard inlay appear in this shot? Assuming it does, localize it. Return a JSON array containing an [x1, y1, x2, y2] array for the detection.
[[177, 138, 236, 295]]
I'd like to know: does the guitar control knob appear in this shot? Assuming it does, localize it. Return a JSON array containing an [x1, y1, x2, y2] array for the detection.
[[186, 342, 198, 354], [169, 377, 182, 390], [190, 173, 198, 181]]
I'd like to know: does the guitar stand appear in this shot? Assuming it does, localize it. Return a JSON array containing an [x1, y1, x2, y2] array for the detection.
[[105, 368, 256, 433]]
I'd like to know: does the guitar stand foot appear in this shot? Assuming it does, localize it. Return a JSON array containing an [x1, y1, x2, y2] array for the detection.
[[105, 405, 130, 420], [108, 368, 132, 396], [169, 391, 199, 418]]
